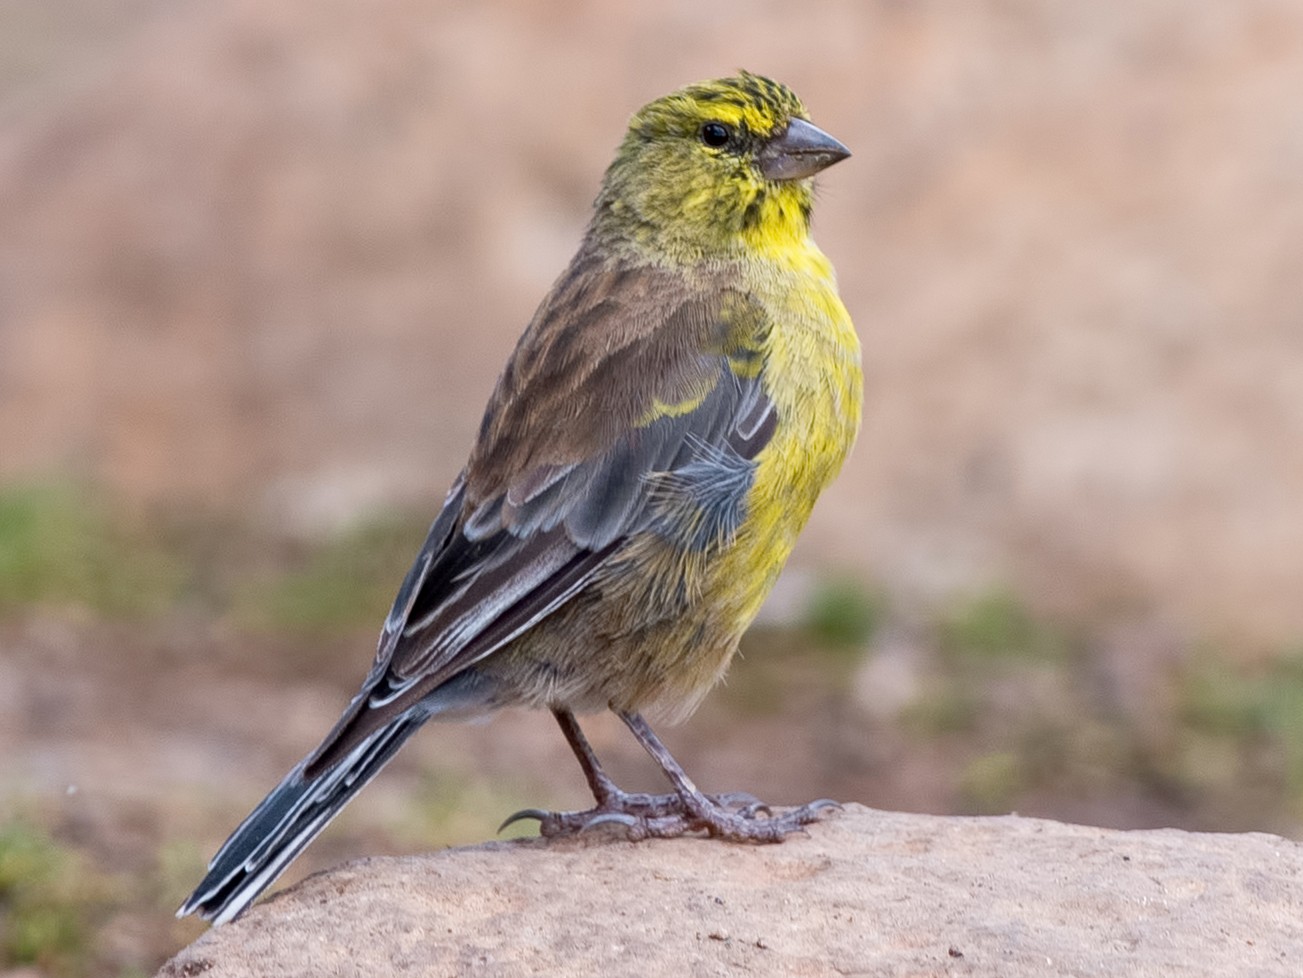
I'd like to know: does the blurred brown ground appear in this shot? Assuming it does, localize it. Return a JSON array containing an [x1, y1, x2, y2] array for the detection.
[[4, 0, 1302, 644], [5, 4, 1303, 973]]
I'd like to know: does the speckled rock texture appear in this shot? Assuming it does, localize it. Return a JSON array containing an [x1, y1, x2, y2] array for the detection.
[[159, 805, 1303, 978]]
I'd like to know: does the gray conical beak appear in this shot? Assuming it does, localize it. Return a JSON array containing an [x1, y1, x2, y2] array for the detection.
[[757, 118, 851, 181]]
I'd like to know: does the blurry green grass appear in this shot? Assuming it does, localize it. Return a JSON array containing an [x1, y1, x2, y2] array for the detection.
[[395, 771, 547, 847], [888, 587, 1303, 828], [231, 512, 428, 635], [0, 483, 183, 617], [939, 589, 1070, 664], [802, 574, 881, 652], [1177, 647, 1303, 812], [959, 751, 1024, 814], [0, 817, 109, 977], [0, 479, 428, 634], [904, 589, 1073, 740]]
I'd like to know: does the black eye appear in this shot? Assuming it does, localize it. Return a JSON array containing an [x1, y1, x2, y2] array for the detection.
[[700, 122, 732, 148]]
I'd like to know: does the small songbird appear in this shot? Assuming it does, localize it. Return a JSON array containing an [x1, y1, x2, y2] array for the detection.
[[180, 71, 862, 924]]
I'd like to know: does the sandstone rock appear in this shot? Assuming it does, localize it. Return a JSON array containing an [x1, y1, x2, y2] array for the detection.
[[159, 805, 1303, 977]]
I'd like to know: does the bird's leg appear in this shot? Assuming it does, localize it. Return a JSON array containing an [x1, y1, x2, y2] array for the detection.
[[500, 708, 837, 841], [498, 708, 767, 837], [553, 707, 632, 806], [615, 710, 840, 842]]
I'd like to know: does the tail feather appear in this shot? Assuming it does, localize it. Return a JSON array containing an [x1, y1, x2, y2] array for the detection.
[[178, 712, 425, 924]]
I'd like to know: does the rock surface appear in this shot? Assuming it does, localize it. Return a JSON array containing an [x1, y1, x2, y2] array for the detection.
[[159, 805, 1303, 977]]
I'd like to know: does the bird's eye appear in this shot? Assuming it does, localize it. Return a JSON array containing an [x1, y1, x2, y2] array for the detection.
[[700, 122, 732, 148]]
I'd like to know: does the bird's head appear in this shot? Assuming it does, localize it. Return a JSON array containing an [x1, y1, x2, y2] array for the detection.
[[591, 72, 850, 262]]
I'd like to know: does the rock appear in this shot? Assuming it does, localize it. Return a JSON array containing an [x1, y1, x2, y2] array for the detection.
[[159, 805, 1303, 977]]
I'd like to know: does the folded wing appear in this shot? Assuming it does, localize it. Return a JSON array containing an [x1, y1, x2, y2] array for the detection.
[[304, 254, 776, 776]]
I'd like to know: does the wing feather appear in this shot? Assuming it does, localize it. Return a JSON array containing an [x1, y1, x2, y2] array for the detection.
[[303, 254, 775, 776]]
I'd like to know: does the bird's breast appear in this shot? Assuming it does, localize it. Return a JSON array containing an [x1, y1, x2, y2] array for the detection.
[[713, 249, 863, 629]]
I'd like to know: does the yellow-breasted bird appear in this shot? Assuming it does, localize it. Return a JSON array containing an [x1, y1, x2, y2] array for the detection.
[[179, 71, 861, 924]]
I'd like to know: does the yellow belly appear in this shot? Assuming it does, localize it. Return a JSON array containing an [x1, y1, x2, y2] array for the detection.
[[629, 246, 862, 716], [483, 243, 862, 721], [719, 245, 862, 625]]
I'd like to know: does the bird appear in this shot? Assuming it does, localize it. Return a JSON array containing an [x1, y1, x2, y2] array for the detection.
[[179, 70, 862, 925]]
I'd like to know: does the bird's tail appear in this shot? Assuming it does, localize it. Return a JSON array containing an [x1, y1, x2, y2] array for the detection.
[[177, 711, 426, 924]]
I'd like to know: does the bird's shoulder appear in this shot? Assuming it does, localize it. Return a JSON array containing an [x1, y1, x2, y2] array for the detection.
[[465, 248, 772, 510]]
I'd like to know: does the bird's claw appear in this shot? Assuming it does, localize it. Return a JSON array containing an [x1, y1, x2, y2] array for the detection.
[[501, 793, 842, 843], [579, 811, 639, 832], [710, 791, 763, 810], [497, 808, 551, 832], [804, 798, 843, 815]]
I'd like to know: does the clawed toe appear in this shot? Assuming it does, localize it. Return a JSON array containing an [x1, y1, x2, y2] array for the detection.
[[579, 811, 639, 832], [807, 798, 843, 812], [499, 794, 842, 843], [529, 710, 842, 848], [497, 808, 551, 832], [708, 791, 762, 810]]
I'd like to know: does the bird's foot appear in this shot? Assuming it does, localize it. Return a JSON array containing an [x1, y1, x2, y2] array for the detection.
[[500, 791, 840, 843]]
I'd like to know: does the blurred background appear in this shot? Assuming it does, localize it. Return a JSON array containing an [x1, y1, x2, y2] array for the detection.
[[3, 0, 1303, 973]]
